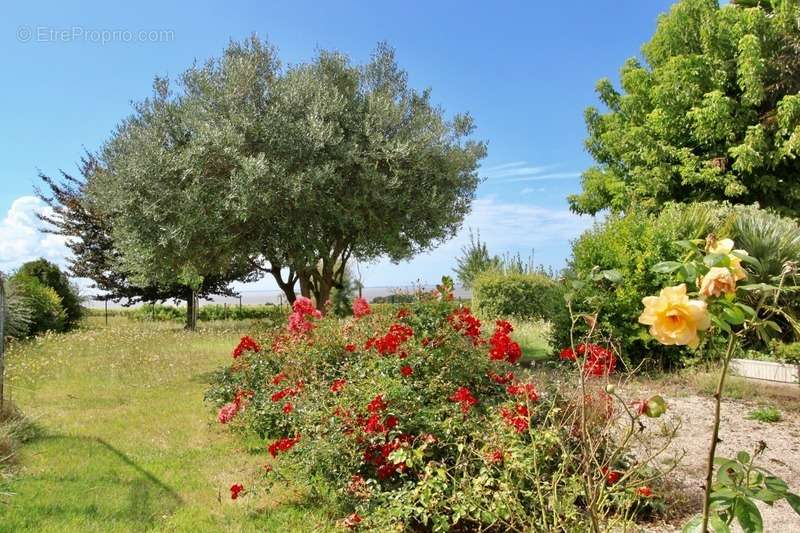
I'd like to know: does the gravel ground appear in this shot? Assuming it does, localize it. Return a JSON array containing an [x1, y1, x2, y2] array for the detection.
[[641, 393, 800, 532]]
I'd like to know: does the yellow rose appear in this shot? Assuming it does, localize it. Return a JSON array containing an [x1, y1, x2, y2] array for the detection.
[[699, 267, 737, 297], [708, 238, 748, 281], [638, 284, 711, 348]]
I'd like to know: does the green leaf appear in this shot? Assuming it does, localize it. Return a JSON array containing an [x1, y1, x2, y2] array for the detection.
[[710, 514, 731, 533], [739, 283, 776, 292], [785, 493, 800, 515], [764, 476, 788, 496], [705, 253, 731, 268], [737, 451, 751, 465], [734, 497, 763, 533], [723, 306, 746, 325], [602, 269, 623, 283], [712, 315, 732, 333], [652, 261, 683, 274], [736, 302, 757, 317], [734, 251, 761, 268], [675, 240, 697, 250]]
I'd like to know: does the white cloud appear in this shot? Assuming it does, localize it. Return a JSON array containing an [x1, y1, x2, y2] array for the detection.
[[521, 186, 546, 194], [481, 161, 580, 183], [500, 171, 580, 183], [0, 196, 71, 272]]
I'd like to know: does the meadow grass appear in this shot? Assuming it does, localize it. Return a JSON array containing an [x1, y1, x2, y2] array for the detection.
[[509, 318, 553, 363], [0, 317, 336, 532]]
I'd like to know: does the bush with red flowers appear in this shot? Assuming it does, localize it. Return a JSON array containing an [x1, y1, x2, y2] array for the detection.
[[207, 282, 672, 531]]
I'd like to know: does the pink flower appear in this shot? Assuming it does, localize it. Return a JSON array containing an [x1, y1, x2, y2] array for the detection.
[[400, 364, 413, 377], [345, 343, 357, 353], [282, 402, 294, 414], [352, 297, 371, 319], [217, 402, 239, 424]]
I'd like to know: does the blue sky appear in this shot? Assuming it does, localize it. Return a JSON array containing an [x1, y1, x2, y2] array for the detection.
[[0, 0, 676, 291]]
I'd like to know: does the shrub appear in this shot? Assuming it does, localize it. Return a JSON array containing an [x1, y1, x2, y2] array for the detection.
[[2, 275, 32, 340], [559, 202, 800, 368], [14, 259, 82, 328], [769, 341, 800, 364], [8, 275, 66, 336], [208, 294, 672, 530], [370, 294, 415, 304], [472, 271, 565, 323], [128, 303, 288, 324]]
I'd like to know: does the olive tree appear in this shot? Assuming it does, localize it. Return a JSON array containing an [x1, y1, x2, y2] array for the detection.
[[87, 37, 485, 314]]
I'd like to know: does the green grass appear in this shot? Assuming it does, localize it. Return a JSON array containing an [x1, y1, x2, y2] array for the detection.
[[747, 405, 783, 423], [0, 317, 335, 532], [509, 319, 553, 362]]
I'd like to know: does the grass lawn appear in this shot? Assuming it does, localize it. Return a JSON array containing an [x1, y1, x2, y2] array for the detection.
[[0, 317, 336, 532], [509, 318, 552, 363]]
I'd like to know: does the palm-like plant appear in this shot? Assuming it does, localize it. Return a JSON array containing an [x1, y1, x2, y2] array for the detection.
[[731, 205, 800, 342]]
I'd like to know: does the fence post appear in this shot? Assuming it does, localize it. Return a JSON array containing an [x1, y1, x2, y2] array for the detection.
[[0, 272, 6, 411], [239, 295, 242, 311], [104, 298, 108, 326], [224, 303, 228, 320]]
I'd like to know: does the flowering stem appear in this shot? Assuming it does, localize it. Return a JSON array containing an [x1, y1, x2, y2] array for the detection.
[[701, 333, 736, 533]]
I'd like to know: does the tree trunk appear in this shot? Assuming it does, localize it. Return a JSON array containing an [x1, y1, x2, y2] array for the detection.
[[185, 291, 196, 330], [316, 282, 332, 312], [298, 274, 312, 299], [270, 269, 297, 305]]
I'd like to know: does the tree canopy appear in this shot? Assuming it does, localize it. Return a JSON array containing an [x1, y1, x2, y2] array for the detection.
[[569, 0, 800, 217], [86, 37, 486, 310]]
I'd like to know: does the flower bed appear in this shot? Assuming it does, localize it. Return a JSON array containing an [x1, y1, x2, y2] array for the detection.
[[207, 287, 671, 531]]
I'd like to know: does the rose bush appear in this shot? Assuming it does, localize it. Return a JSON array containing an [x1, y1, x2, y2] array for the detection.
[[208, 287, 676, 531]]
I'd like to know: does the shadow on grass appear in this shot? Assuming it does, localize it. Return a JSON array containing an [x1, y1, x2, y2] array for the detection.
[[2, 433, 183, 528]]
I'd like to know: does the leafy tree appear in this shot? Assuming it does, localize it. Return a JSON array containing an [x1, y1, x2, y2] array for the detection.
[[569, 0, 800, 217], [8, 274, 66, 335], [236, 42, 486, 308], [13, 258, 82, 328], [37, 159, 255, 330], [87, 37, 485, 312], [453, 229, 502, 288]]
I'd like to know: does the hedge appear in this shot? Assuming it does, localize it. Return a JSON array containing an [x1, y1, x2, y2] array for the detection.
[[472, 271, 565, 321]]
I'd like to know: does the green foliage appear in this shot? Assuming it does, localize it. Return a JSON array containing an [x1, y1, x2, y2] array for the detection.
[[472, 271, 565, 323], [768, 340, 800, 363], [14, 259, 82, 328], [570, 0, 800, 217], [560, 201, 800, 367], [2, 275, 32, 340], [370, 293, 415, 304], [8, 275, 66, 336], [747, 405, 782, 423], [452, 229, 502, 288], [683, 445, 800, 532], [208, 299, 664, 531], [127, 303, 288, 324], [88, 37, 486, 310]]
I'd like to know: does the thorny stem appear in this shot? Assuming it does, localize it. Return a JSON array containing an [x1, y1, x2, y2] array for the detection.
[[700, 333, 737, 533]]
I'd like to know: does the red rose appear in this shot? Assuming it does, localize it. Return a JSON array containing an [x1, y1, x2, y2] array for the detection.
[[230, 483, 244, 499]]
